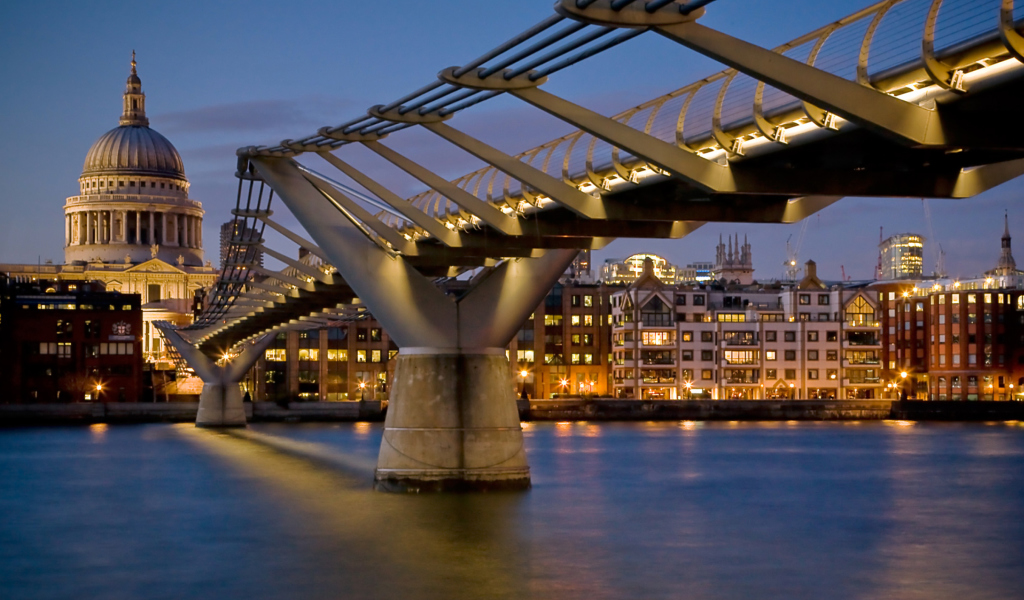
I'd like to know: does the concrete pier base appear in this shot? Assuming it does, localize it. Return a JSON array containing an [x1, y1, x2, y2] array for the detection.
[[196, 383, 247, 428], [375, 350, 530, 492]]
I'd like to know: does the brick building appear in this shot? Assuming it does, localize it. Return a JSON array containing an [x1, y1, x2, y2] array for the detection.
[[0, 279, 143, 402]]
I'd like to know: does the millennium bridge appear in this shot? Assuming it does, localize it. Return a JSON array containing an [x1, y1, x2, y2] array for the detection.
[[158, 0, 1024, 491]]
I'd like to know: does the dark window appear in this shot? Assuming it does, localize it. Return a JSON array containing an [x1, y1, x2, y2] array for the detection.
[[766, 331, 777, 342], [693, 295, 705, 306], [147, 283, 161, 303], [826, 331, 838, 342], [785, 350, 796, 361], [818, 294, 830, 305], [701, 350, 714, 361], [701, 331, 713, 342], [784, 331, 796, 342], [799, 294, 811, 305]]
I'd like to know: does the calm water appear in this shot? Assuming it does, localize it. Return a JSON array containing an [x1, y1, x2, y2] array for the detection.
[[2, 420, 1023, 600]]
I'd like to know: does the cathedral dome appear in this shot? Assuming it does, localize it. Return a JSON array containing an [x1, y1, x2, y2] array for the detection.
[[81, 51, 185, 180], [82, 126, 185, 179]]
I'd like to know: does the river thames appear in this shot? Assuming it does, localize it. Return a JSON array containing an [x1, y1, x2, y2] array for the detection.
[[2, 421, 1023, 599]]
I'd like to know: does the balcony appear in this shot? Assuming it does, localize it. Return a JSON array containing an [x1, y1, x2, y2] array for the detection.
[[846, 377, 881, 384], [723, 338, 758, 346], [844, 338, 881, 347], [844, 358, 880, 366], [640, 315, 674, 328], [723, 370, 760, 385], [640, 358, 676, 366], [845, 320, 881, 329], [642, 375, 677, 384]]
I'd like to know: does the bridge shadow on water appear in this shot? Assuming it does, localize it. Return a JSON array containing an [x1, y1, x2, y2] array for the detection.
[[177, 425, 535, 600]]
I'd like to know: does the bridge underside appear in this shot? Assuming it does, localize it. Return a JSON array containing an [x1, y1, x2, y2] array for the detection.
[[166, 0, 1024, 491]]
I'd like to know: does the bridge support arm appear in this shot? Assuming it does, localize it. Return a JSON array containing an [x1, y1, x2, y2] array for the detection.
[[654, 21, 942, 147], [156, 324, 278, 427]]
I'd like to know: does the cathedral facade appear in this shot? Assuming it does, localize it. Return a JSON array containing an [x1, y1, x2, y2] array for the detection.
[[1, 55, 217, 365]]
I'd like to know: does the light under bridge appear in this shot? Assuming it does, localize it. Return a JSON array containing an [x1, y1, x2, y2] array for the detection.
[[158, 0, 1024, 491]]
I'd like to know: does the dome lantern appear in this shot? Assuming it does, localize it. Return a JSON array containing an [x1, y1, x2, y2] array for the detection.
[[120, 51, 148, 127]]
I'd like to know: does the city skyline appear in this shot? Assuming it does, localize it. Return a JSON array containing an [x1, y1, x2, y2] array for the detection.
[[1, 0, 1020, 281]]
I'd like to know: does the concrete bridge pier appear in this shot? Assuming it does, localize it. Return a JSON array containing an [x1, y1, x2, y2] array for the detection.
[[254, 157, 577, 491], [376, 349, 530, 492], [156, 324, 276, 427]]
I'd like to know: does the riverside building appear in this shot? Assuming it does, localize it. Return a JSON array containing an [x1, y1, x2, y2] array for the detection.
[[0, 55, 217, 380], [609, 259, 883, 400], [0, 279, 143, 403], [878, 216, 1024, 400]]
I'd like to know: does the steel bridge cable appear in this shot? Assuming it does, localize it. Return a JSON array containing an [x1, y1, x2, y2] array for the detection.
[[478, 21, 590, 78], [506, 27, 619, 79], [438, 91, 502, 117], [299, 165, 409, 219], [679, 0, 718, 15], [453, 14, 566, 77], [530, 28, 646, 80], [397, 85, 461, 115], [610, 0, 640, 9], [415, 87, 484, 115], [377, 80, 448, 114]]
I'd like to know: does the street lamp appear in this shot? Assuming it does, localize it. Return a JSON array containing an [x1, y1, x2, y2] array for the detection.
[[518, 369, 529, 399], [684, 380, 692, 400]]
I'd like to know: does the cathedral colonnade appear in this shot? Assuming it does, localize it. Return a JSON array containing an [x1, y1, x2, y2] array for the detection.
[[66, 208, 203, 249]]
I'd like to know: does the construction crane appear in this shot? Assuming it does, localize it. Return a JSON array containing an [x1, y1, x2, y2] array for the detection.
[[783, 219, 810, 281]]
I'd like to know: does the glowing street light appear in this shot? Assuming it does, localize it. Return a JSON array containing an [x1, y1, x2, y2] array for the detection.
[[519, 370, 529, 379], [900, 371, 908, 379]]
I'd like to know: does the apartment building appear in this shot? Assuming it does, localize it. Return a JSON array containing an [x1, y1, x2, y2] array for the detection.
[[609, 260, 883, 400]]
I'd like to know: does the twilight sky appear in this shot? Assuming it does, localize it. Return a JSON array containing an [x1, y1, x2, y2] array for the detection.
[[0, 0, 1019, 281]]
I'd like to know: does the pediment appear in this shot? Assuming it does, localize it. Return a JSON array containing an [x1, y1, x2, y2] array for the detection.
[[126, 258, 185, 275]]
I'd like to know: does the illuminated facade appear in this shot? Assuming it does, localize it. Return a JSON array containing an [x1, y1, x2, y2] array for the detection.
[[601, 253, 681, 285], [878, 233, 925, 280], [610, 260, 883, 400]]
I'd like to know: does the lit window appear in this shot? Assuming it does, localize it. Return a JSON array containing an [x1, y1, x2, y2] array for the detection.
[[357, 350, 367, 363], [372, 350, 382, 363], [571, 315, 581, 326], [265, 349, 286, 362], [584, 315, 593, 326]]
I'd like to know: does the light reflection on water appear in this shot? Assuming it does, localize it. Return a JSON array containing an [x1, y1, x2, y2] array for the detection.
[[1, 422, 1023, 599]]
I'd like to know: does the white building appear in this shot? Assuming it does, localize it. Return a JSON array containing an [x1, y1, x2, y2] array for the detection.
[[610, 259, 883, 400], [1, 55, 217, 367]]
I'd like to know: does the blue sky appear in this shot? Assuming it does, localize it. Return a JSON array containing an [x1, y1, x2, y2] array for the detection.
[[0, 0, 1019, 281]]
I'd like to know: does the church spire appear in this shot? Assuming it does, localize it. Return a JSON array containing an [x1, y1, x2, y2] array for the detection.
[[120, 50, 149, 127]]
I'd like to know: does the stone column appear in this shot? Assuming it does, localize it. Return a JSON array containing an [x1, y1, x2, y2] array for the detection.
[[64, 215, 70, 247], [149, 211, 155, 247], [118, 210, 127, 243], [86, 211, 93, 245], [161, 213, 168, 245], [196, 218, 202, 248], [135, 211, 141, 244]]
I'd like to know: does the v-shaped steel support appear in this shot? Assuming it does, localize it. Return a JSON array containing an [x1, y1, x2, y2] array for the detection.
[[253, 156, 580, 491], [157, 324, 277, 427]]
